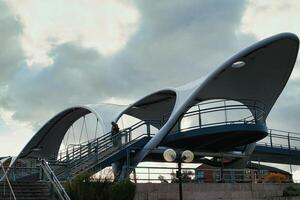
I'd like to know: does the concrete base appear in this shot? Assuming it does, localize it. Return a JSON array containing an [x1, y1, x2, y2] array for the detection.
[[134, 183, 300, 200]]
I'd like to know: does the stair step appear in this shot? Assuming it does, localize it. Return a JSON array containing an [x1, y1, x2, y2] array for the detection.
[[0, 181, 51, 200]]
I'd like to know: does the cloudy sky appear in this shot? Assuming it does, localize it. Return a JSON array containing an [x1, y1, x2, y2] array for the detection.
[[0, 0, 300, 169]]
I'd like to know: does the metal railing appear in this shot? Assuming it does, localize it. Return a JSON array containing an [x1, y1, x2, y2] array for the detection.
[[54, 99, 266, 164], [43, 99, 299, 181], [48, 120, 160, 179], [130, 166, 292, 184], [171, 99, 266, 133], [65, 121, 156, 158], [40, 159, 70, 200], [55, 99, 265, 160], [55, 120, 161, 161], [0, 159, 16, 200], [6, 167, 40, 181], [257, 129, 300, 151]]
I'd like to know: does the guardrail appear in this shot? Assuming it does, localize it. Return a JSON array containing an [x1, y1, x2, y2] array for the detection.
[[130, 166, 293, 184], [257, 129, 300, 151], [40, 159, 70, 200], [55, 120, 160, 162], [47, 120, 159, 179], [171, 99, 266, 133], [43, 99, 299, 181], [54, 99, 266, 163], [0, 159, 16, 200], [5, 167, 40, 181], [56, 99, 265, 159]]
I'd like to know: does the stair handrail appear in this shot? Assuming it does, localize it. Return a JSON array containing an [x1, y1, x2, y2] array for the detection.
[[52, 120, 158, 179], [66, 119, 160, 148], [40, 159, 71, 200], [49, 119, 160, 175], [0, 158, 16, 200], [56, 119, 160, 162], [61, 122, 155, 166], [59, 132, 155, 179]]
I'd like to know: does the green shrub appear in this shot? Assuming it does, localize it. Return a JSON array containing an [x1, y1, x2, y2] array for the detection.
[[110, 179, 136, 200], [64, 174, 135, 200], [283, 186, 300, 196]]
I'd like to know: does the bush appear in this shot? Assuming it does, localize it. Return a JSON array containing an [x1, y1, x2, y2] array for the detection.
[[110, 180, 136, 200], [283, 186, 300, 197], [264, 173, 288, 183], [64, 173, 135, 200]]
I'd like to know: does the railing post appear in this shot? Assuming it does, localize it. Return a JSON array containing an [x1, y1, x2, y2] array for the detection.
[[1, 160, 17, 200], [72, 146, 75, 160], [269, 130, 273, 147], [288, 132, 291, 150], [88, 143, 91, 157], [95, 138, 99, 151], [126, 148, 130, 177], [224, 101, 228, 124], [66, 149, 69, 161], [254, 101, 257, 123], [178, 117, 182, 131], [13, 166, 16, 181], [39, 164, 44, 181], [125, 130, 128, 143], [50, 183, 55, 200], [198, 105, 202, 128], [80, 145, 82, 159], [129, 128, 132, 141], [146, 123, 151, 137]]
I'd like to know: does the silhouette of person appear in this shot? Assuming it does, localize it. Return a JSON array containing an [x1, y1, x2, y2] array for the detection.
[[111, 122, 120, 147]]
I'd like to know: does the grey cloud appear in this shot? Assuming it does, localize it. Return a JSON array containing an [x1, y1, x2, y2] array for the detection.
[[0, 1, 24, 84], [0, 0, 260, 128], [268, 72, 300, 132], [122, 0, 256, 87]]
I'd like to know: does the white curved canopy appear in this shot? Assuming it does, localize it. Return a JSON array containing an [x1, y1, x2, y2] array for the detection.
[[116, 89, 177, 128], [18, 104, 127, 159]]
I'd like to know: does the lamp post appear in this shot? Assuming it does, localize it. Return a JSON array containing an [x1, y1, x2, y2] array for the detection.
[[163, 149, 194, 200]]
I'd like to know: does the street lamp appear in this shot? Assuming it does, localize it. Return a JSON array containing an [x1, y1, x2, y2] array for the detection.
[[163, 149, 194, 200]]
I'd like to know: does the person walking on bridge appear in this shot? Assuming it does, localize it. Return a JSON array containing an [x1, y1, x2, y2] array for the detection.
[[111, 122, 120, 147]]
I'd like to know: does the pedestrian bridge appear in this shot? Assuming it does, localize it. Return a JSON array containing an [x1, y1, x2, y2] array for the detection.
[[4, 99, 300, 182], [1, 33, 299, 189]]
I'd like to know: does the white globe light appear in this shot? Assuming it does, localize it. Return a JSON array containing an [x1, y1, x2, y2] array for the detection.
[[181, 150, 194, 163], [163, 149, 177, 162]]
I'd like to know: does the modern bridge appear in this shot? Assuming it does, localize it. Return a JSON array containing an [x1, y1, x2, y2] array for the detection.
[[1, 32, 300, 199]]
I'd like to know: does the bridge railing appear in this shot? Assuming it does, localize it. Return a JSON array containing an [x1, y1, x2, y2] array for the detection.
[[0, 158, 16, 200], [54, 99, 266, 161], [40, 159, 71, 200], [5, 167, 40, 181], [129, 166, 293, 183], [170, 99, 266, 133], [257, 129, 300, 151], [51, 120, 160, 164]]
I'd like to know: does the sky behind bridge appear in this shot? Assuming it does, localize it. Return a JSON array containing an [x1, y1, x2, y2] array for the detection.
[[0, 0, 300, 176]]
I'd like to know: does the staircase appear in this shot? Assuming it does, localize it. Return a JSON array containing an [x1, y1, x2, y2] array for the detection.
[[40, 159, 70, 200], [49, 120, 157, 180], [0, 181, 51, 200], [0, 121, 155, 200]]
